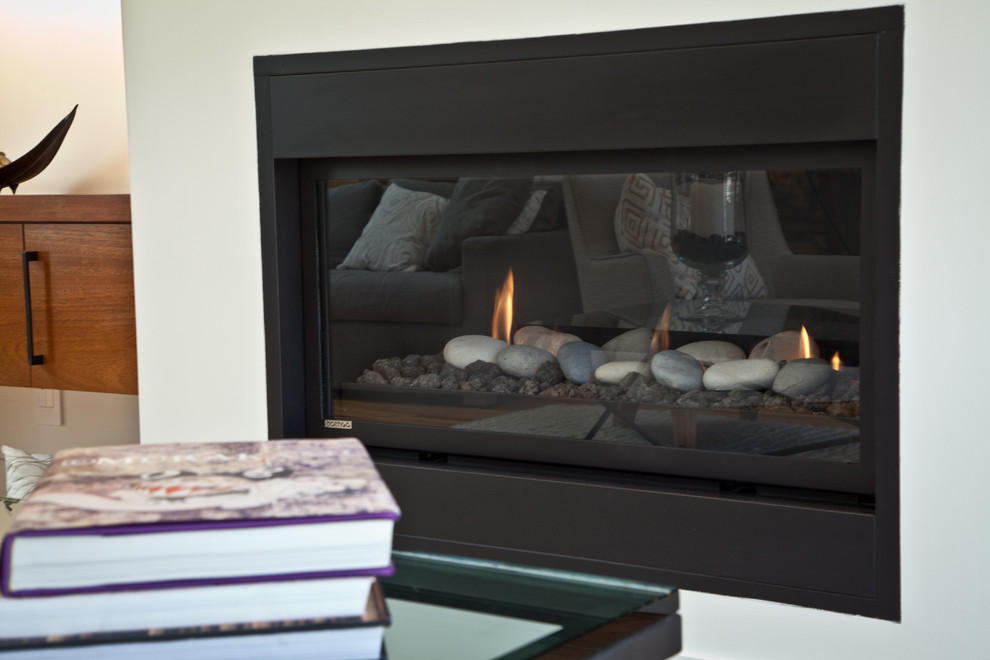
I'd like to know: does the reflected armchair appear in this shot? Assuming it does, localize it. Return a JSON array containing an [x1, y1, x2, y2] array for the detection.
[[561, 171, 860, 314]]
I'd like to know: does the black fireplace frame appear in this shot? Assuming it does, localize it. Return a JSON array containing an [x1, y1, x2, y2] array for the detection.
[[255, 6, 902, 619]]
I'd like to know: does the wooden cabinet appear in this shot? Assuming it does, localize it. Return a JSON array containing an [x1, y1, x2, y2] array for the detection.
[[0, 224, 30, 387], [0, 195, 137, 395]]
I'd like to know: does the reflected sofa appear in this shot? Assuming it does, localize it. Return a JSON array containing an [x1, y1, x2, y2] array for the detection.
[[324, 177, 583, 381]]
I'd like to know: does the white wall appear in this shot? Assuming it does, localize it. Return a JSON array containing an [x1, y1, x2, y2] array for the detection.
[[121, 1, 990, 658], [0, 0, 137, 453]]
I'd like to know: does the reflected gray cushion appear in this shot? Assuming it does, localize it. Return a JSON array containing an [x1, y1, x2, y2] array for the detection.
[[325, 180, 385, 268], [528, 185, 565, 232], [504, 189, 548, 235], [424, 178, 531, 272], [339, 183, 449, 272]]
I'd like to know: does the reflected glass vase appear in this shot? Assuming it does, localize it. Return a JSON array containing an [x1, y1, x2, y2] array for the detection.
[[671, 171, 748, 329]]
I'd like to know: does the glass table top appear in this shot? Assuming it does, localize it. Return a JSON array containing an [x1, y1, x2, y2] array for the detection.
[[381, 551, 679, 660]]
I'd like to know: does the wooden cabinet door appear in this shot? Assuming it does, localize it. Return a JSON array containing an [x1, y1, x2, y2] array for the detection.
[[0, 224, 31, 387], [24, 224, 138, 394]]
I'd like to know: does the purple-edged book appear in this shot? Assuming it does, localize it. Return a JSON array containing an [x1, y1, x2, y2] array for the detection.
[[0, 580, 391, 660], [1, 438, 400, 598]]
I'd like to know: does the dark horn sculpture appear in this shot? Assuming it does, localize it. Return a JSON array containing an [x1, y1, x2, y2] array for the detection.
[[0, 105, 78, 194]]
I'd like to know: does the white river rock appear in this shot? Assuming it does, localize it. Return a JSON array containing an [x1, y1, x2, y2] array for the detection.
[[772, 358, 833, 397], [749, 330, 820, 363], [513, 325, 582, 354], [496, 344, 555, 378], [676, 340, 746, 365], [595, 360, 652, 384], [602, 328, 655, 362], [650, 350, 705, 391], [703, 358, 780, 391], [443, 335, 508, 370]]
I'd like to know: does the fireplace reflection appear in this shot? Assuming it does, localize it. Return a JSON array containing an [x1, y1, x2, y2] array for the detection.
[[323, 170, 863, 486]]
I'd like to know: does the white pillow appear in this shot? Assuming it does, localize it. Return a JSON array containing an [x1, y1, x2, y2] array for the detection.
[[613, 173, 768, 300], [338, 183, 449, 272], [2, 445, 53, 500], [504, 189, 547, 235]]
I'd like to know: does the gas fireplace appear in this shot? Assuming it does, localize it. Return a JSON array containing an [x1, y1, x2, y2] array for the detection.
[[256, 6, 902, 619]]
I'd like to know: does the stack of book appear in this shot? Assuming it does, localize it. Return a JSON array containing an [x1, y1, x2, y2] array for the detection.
[[0, 438, 400, 659]]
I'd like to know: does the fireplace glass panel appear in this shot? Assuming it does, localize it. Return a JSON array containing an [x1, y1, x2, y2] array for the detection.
[[320, 169, 867, 495]]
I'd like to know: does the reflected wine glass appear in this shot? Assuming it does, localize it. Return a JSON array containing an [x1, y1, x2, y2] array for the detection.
[[671, 171, 748, 329]]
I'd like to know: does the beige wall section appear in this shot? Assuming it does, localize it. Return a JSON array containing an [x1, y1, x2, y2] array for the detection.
[[0, 386, 139, 493], [0, 0, 129, 194], [0, 387, 138, 456]]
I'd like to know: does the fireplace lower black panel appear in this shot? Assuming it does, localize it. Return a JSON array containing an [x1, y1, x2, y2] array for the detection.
[[374, 452, 882, 615], [255, 6, 902, 620]]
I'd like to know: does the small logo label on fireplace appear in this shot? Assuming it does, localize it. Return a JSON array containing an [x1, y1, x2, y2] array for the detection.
[[325, 419, 353, 430]]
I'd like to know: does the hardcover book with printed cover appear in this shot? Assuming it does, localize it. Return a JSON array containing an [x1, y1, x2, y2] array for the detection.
[[1, 439, 400, 597], [0, 579, 390, 660]]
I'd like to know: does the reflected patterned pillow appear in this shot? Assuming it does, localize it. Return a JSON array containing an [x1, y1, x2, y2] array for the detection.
[[505, 189, 548, 235], [2, 445, 53, 500], [613, 173, 768, 300], [338, 183, 449, 272]]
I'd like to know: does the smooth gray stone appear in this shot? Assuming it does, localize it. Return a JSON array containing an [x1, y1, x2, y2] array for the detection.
[[443, 335, 508, 370], [650, 350, 705, 391], [557, 341, 608, 384], [772, 359, 833, 397], [602, 328, 654, 362], [595, 360, 652, 384], [676, 340, 745, 365], [703, 358, 779, 391], [513, 326, 582, 354], [749, 330, 820, 363], [496, 344, 555, 378]]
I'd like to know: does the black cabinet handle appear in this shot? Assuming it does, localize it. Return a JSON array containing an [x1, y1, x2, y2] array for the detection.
[[21, 251, 44, 366]]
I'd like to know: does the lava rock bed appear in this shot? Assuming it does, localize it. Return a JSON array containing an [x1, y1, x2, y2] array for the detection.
[[355, 353, 860, 419]]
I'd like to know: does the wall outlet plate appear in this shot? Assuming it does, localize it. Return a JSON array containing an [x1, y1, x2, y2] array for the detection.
[[34, 389, 62, 426]]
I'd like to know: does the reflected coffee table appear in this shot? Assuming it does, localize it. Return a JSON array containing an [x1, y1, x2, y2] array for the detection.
[[380, 551, 680, 659]]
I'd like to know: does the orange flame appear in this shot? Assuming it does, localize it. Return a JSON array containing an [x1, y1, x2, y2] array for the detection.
[[831, 351, 842, 371], [492, 269, 514, 343], [800, 326, 813, 359], [650, 302, 672, 356]]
